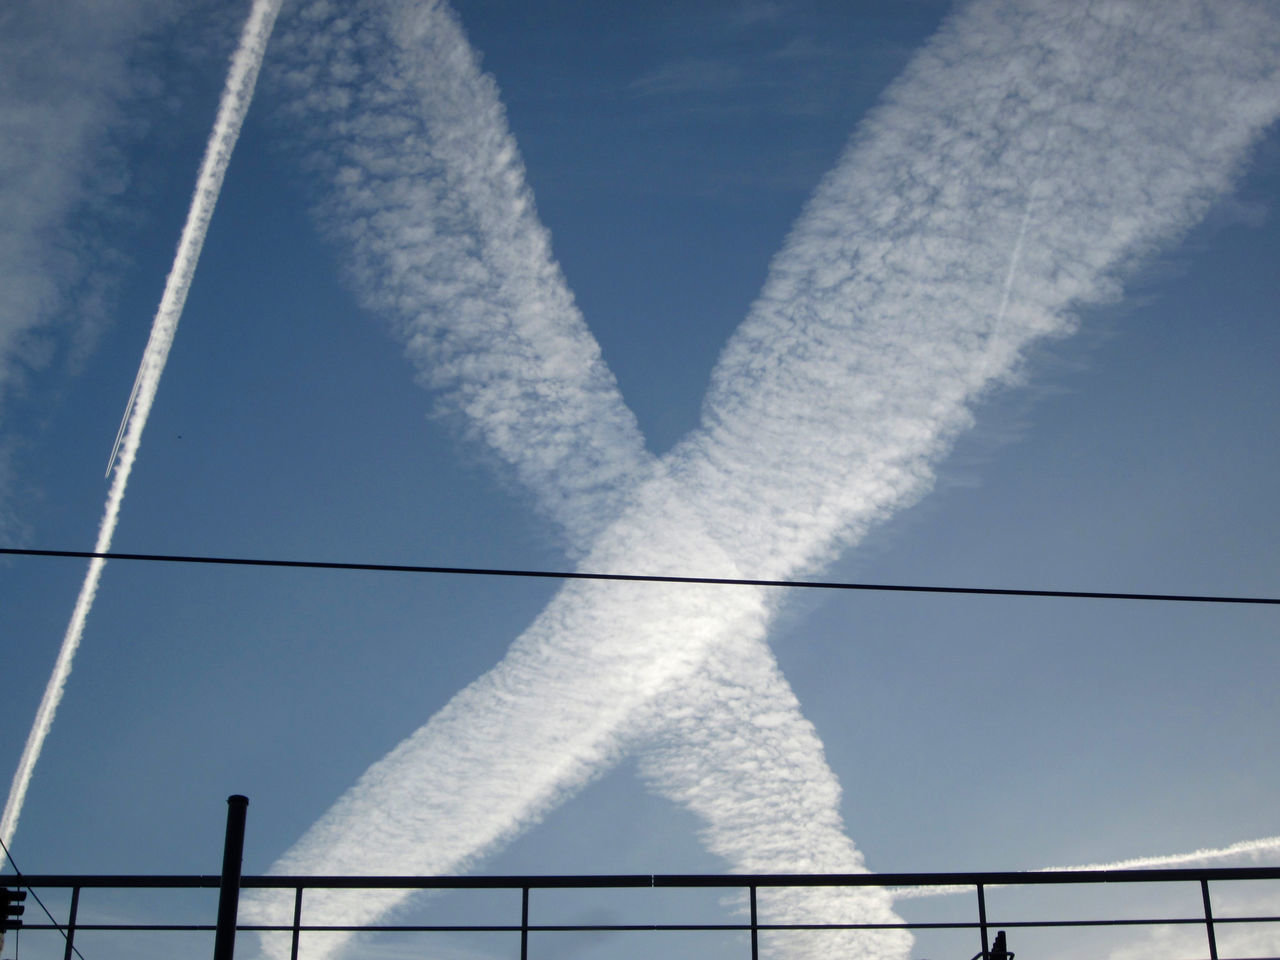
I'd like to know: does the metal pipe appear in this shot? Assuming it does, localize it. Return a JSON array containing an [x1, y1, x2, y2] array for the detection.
[[520, 886, 530, 960], [212, 795, 249, 960], [749, 885, 759, 960], [289, 887, 303, 960], [977, 883, 990, 960], [61, 887, 80, 960], [1201, 879, 1219, 960]]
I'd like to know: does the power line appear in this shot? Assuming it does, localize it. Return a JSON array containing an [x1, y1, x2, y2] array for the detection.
[[1, 547, 1275, 606]]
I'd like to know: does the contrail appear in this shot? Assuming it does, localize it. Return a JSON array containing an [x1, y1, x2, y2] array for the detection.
[[886, 835, 1280, 960], [266, 0, 650, 551], [105, 363, 144, 478], [889, 834, 1280, 900], [251, 1, 907, 953], [269, 0, 873, 880], [1046, 835, 1280, 874], [625, 124, 1052, 945], [0, 0, 283, 848], [247, 2, 1280, 958], [992, 180, 1041, 332]]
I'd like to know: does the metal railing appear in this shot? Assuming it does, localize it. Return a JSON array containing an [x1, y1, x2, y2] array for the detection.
[[6, 866, 1280, 960]]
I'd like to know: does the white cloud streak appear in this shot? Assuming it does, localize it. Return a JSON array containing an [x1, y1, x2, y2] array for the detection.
[[891, 835, 1280, 900], [889, 838, 1280, 960], [889, 837, 1280, 960], [247, 2, 1280, 959], [269, 0, 651, 550], [1045, 836, 1280, 874], [633, 633, 908, 959], [0, 0, 283, 848], [252, 1, 906, 954], [675, 0, 1280, 582]]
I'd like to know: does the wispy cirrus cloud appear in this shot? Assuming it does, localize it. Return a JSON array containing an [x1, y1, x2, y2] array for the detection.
[[2, 0, 283, 849], [0, 0, 167, 525], [247, 2, 1280, 959], [629, 57, 747, 98]]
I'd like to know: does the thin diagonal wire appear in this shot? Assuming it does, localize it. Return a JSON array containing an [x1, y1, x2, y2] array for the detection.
[[1, 547, 1275, 605], [0, 834, 88, 960]]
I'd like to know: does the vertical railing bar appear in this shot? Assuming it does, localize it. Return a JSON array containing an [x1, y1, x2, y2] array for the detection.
[[61, 886, 80, 960], [520, 886, 529, 960], [749, 884, 759, 960], [289, 886, 304, 960], [976, 883, 990, 960], [212, 795, 249, 960], [1201, 878, 1220, 960]]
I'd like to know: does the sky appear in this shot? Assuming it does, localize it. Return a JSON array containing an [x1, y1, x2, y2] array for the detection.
[[2, 1, 1279, 960]]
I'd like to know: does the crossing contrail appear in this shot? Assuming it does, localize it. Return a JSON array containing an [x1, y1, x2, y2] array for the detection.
[[246, 2, 1280, 959], [0, 0, 283, 848], [248, 2, 909, 954]]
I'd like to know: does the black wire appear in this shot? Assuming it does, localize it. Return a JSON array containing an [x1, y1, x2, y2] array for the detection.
[[1, 547, 1275, 605], [0, 834, 88, 960]]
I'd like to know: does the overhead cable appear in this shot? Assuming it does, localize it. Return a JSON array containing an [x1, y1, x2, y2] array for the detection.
[[0, 833, 88, 960], [1, 547, 1275, 606]]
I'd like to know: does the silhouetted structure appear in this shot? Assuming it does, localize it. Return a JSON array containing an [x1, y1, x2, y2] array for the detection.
[[2, 800, 1276, 960]]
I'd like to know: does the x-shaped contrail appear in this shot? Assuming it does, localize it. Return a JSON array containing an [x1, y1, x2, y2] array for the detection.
[[246, 1, 1280, 957]]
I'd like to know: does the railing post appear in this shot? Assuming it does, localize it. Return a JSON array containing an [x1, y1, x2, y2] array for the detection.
[[289, 886, 304, 960], [1201, 879, 1219, 960], [520, 886, 529, 960], [976, 883, 990, 960], [213, 795, 249, 960], [749, 884, 758, 960], [61, 887, 80, 960]]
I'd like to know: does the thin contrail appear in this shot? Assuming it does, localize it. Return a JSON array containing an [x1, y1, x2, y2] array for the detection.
[[0, 0, 282, 848], [1046, 835, 1280, 873], [889, 836, 1280, 900], [105, 363, 144, 478], [993, 181, 1040, 330]]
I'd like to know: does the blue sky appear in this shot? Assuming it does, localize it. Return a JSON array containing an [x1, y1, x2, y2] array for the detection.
[[2, 2, 1279, 959]]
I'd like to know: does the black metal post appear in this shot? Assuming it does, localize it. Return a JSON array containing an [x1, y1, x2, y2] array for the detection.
[[749, 885, 758, 960], [213, 795, 249, 960], [289, 887, 304, 960], [976, 883, 990, 960], [1201, 879, 1219, 960], [61, 887, 80, 960], [520, 886, 530, 960]]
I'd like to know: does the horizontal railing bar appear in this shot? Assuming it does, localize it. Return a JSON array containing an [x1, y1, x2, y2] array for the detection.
[[987, 916, 1280, 929], [16, 914, 1279, 935], [17, 925, 218, 932], [248, 925, 525, 933], [651, 867, 1280, 887], [11, 866, 1280, 890]]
